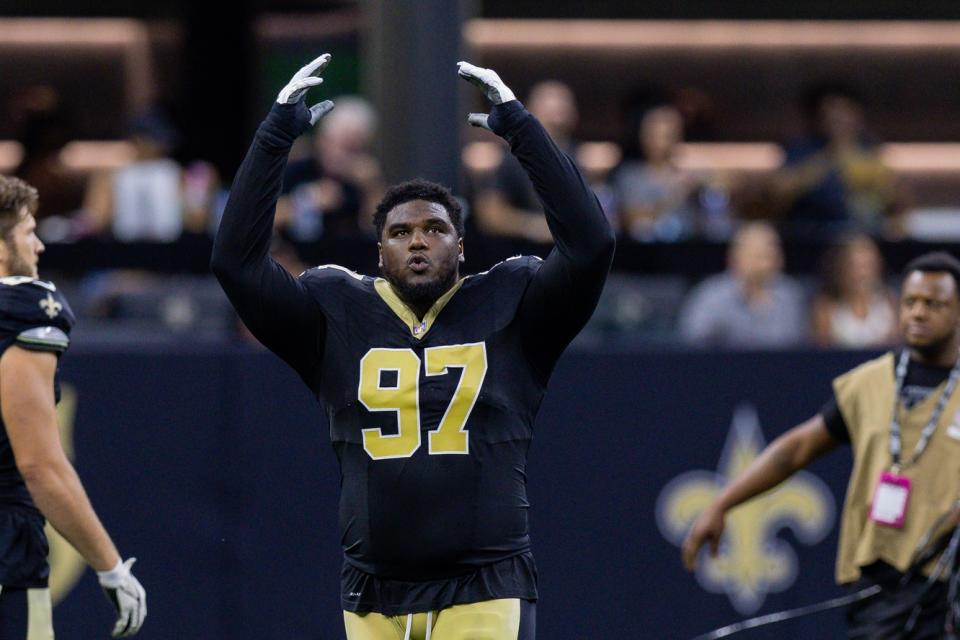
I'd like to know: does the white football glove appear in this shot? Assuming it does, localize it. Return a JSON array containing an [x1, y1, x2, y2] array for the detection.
[[277, 53, 335, 126], [98, 558, 147, 637], [456, 61, 516, 131]]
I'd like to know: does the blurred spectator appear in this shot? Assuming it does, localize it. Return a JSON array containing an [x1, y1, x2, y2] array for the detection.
[[84, 111, 219, 242], [613, 105, 722, 242], [473, 80, 578, 243], [182, 160, 225, 236], [811, 234, 897, 348], [575, 142, 621, 229], [277, 95, 384, 240], [12, 87, 87, 220], [768, 83, 903, 238], [678, 222, 806, 348]]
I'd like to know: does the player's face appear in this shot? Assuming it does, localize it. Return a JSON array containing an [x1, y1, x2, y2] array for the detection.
[[899, 271, 960, 355], [378, 199, 463, 310], [1, 209, 43, 279]]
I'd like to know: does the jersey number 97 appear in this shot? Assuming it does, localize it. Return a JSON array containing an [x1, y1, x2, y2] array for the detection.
[[358, 343, 488, 460]]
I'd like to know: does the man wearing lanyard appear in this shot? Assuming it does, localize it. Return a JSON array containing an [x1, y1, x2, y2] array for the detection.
[[682, 251, 960, 638]]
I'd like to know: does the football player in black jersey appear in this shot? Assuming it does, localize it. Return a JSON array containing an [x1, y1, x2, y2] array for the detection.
[[0, 176, 146, 638], [211, 55, 614, 639]]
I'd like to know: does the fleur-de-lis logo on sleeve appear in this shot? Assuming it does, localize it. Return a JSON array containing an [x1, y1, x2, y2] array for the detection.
[[39, 293, 62, 319], [656, 404, 835, 614]]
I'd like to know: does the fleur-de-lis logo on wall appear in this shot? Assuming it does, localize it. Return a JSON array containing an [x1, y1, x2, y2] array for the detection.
[[656, 404, 835, 614]]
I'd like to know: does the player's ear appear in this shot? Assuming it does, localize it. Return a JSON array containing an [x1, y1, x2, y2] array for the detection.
[[377, 242, 384, 269], [458, 238, 464, 263]]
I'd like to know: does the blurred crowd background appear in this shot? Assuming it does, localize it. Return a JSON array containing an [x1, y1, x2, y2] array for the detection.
[[4, 0, 960, 350]]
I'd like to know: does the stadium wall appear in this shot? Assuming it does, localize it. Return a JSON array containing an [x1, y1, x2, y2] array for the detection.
[[48, 347, 875, 639]]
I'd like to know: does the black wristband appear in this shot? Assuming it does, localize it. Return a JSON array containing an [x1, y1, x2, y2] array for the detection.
[[255, 102, 312, 153], [489, 100, 528, 141]]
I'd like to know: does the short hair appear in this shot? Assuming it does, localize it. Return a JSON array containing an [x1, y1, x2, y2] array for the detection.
[[904, 251, 960, 296], [373, 179, 464, 239], [0, 176, 37, 241]]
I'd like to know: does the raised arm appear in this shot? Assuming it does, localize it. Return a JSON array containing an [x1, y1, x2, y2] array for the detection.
[[210, 55, 335, 382], [458, 63, 616, 375]]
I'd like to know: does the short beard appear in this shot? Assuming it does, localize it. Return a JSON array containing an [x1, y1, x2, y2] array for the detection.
[[6, 246, 35, 278], [386, 267, 458, 314], [908, 332, 958, 363]]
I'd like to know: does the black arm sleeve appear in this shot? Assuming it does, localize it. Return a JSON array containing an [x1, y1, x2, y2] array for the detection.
[[210, 102, 325, 385], [820, 395, 851, 444], [488, 101, 616, 376]]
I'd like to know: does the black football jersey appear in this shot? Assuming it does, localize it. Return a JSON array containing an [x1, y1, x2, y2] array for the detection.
[[303, 258, 541, 574], [0, 277, 74, 514], [301, 258, 547, 613], [212, 98, 615, 614]]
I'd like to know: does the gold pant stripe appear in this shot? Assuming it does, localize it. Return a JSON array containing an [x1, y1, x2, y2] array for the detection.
[[27, 588, 55, 640], [344, 599, 521, 640]]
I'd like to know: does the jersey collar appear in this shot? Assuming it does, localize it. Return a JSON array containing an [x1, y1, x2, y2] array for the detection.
[[373, 278, 464, 340]]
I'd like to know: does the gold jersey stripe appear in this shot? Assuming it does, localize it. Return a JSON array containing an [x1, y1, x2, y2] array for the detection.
[[373, 278, 465, 340]]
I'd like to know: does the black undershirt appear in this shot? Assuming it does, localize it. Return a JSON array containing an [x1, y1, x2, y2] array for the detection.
[[821, 355, 953, 444]]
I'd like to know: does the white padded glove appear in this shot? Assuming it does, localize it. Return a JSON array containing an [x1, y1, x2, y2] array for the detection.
[[457, 61, 517, 131], [277, 53, 335, 126], [98, 558, 147, 637]]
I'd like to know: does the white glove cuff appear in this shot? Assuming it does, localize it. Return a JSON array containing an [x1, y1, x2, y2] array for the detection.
[[97, 559, 129, 589], [493, 83, 515, 105]]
